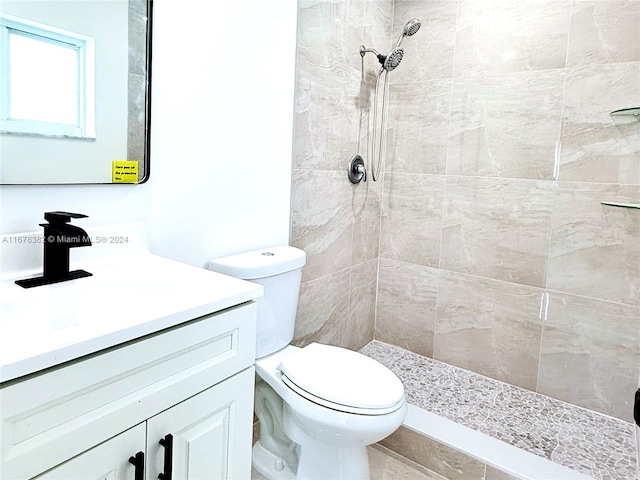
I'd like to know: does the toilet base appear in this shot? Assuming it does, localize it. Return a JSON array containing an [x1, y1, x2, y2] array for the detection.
[[295, 440, 370, 480], [252, 440, 297, 480]]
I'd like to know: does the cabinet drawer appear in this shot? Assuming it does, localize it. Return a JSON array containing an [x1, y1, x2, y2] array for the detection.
[[1, 302, 256, 480]]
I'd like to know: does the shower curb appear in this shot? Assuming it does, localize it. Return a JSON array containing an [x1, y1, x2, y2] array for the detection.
[[404, 404, 590, 479]]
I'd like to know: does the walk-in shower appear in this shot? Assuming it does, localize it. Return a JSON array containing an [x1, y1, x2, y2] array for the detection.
[[348, 18, 421, 184]]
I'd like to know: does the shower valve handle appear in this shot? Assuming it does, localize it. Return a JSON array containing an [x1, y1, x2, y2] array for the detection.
[[348, 155, 366, 184]]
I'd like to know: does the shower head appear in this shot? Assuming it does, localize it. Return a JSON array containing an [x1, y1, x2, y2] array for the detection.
[[360, 45, 405, 72], [395, 18, 421, 46], [404, 18, 421, 36], [380, 46, 404, 71]]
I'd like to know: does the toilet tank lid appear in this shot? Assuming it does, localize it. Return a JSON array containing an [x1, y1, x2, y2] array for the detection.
[[206, 245, 306, 280]]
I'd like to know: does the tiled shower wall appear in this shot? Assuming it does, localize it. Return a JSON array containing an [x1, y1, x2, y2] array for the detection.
[[290, 0, 640, 423], [291, 0, 392, 351]]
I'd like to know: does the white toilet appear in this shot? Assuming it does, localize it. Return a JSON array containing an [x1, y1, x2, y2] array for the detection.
[[207, 246, 407, 480]]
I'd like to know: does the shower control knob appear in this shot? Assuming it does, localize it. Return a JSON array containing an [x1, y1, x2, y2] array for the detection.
[[348, 155, 367, 184]]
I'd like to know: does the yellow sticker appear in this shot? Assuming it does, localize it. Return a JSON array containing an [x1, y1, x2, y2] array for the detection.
[[112, 161, 139, 183]]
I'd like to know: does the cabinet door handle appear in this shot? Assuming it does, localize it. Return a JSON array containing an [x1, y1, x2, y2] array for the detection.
[[128, 451, 144, 480], [158, 433, 173, 480]]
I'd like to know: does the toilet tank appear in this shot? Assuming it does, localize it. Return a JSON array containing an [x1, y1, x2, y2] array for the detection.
[[206, 246, 306, 358]]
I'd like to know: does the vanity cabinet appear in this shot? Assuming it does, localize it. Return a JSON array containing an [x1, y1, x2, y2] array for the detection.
[[1, 302, 257, 480], [33, 424, 146, 480]]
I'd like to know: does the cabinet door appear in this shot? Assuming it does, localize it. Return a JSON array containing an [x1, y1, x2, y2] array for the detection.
[[146, 367, 254, 480], [34, 424, 145, 480]]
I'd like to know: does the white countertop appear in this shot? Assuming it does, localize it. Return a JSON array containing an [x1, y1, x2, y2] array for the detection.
[[0, 252, 263, 384]]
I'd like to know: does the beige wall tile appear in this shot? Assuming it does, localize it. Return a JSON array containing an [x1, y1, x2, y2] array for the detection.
[[290, 0, 640, 437], [363, 0, 394, 76], [291, 0, 392, 353], [454, 0, 571, 77], [294, 268, 351, 348], [386, 79, 452, 175], [538, 291, 640, 422], [291, 169, 354, 283], [352, 174, 382, 264], [568, 0, 640, 67], [484, 466, 520, 480], [391, 0, 458, 82], [348, 259, 378, 350], [446, 70, 564, 180], [293, 47, 362, 172], [433, 271, 544, 390], [380, 426, 485, 480], [297, 0, 366, 71], [559, 62, 640, 184], [440, 177, 555, 288], [379, 173, 445, 267], [376, 258, 439, 356], [370, 444, 449, 480], [548, 182, 640, 307]]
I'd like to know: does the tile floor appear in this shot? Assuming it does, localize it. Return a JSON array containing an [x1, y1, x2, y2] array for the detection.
[[251, 444, 445, 480]]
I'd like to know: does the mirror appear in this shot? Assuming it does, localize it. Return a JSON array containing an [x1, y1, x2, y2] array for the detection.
[[0, 0, 152, 184]]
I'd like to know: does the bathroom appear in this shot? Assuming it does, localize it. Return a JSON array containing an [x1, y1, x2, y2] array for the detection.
[[1, 0, 639, 479]]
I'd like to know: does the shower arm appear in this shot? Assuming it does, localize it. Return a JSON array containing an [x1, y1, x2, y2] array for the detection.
[[359, 45, 380, 57]]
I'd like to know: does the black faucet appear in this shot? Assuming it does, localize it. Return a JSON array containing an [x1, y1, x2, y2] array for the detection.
[[15, 212, 93, 288]]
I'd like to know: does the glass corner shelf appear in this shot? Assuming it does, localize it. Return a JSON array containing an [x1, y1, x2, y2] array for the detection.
[[610, 107, 640, 124]]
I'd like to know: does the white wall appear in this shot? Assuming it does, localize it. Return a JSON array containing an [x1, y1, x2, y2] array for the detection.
[[0, 0, 297, 270], [148, 0, 297, 267]]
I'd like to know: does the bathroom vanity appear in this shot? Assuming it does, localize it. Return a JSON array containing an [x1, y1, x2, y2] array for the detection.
[[0, 246, 262, 480]]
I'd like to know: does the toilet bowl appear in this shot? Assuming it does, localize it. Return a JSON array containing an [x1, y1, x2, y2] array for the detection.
[[207, 246, 407, 480], [253, 344, 406, 480]]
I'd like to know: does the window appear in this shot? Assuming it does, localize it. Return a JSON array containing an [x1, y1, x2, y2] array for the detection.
[[0, 14, 95, 138]]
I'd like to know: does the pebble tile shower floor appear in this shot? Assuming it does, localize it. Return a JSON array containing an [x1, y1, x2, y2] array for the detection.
[[360, 340, 639, 480]]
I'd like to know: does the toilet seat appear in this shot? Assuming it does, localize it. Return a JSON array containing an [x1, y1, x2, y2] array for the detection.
[[278, 343, 405, 415]]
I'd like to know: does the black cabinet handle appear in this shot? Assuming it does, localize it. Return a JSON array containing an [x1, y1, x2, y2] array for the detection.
[[158, 433, 173, 480], [128, 451, 144, 480]]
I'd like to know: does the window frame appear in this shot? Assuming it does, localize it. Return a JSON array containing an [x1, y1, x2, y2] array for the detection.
[[0, 13, 95, 139]]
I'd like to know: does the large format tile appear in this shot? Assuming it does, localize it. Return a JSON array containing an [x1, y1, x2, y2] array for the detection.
[[446, 70, 565, 180], [362, 0, 394, 77], [375, 258, 439, 357], [296, 0, 365, 72], [293, 47, 362, 172], [559, 62, 640, 184], [252, 444, 444, 480], [440, 177, 555, 287], [547, 182, 640, 307], [391, 0, 458, 82], [454, 0, 571, 77], [380, 426, 486, 480], [369, 444, 449, 480], [538, 292, 640, 422], [386, 79, 452, 175], [433, 270, 544, 390], [567, 0, 640, 67], [294, 269, 351, 348], [379, 173, 445, 267], [347, 259, 378, 351], [291, 169, 353, 283], [352, 172, 382, 264]]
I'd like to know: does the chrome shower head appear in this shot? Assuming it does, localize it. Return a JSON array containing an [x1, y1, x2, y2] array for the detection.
[[360, 45, 405, 72], [404, 18, 421, 37], [380, 46, 404, 71], [395, 18, 421, 47]]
